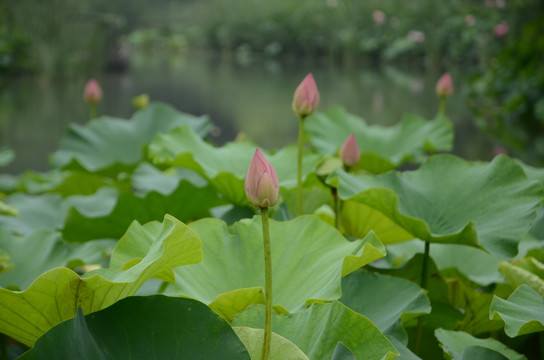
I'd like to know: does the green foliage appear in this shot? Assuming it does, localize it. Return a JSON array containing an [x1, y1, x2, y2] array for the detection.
[[1, 99, 543, 359]]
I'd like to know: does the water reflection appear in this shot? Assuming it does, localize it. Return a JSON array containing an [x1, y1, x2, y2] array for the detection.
[[0, 52, 493, 174]]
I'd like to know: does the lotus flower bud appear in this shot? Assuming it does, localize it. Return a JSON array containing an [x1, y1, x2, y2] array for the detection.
[[435, 72, 453, 98], [339, 134, 361, 167], [83, 79, 103, 105], [245, 149, 279, 208], [494, 21, 509, 38], [292, 73, 320, 117]]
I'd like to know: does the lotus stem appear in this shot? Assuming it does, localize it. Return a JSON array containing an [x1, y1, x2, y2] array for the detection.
[[332, 187, 341, 230], [89, 104, 98, 120], [261, 207, 273, 360], [297, 115, 306, 215], [414, 240, 431, 355], [437, 97, 446, 117]]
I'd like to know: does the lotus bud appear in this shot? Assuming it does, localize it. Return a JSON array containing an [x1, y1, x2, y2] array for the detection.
[[245, 149, 279, 209], [339, 134, 361, 168], [435, 72, 453, 98], [132, 94, 149, 110], [83, 79, 103, 105], [494, 21, 509, 38], [292, 73, 320, 117]]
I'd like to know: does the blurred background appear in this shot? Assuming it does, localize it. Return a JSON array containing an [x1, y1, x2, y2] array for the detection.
[[0, 0, 542, 174]]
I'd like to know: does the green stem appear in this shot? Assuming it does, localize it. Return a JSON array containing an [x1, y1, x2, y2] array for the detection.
[[437, 97, 446, 117], [261, 207, 273, 360], [332, 187, 341, 230], [414, 240, 431, 355], [297, 116, 306, 216], [89, 104, 97, 120]]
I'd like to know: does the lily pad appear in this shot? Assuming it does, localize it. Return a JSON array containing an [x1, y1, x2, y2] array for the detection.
[[331, 155, 543, 257], [434, 329, 527, 360], [124, 215, 385, 316], [339, 270, 431, 334], [148, 125, 321, 205], [233, 326, 309, 360], [49, 102, 211, 173], [490, 284, 544, 337], [306, 106, 453, 172], [233, 301, 399, 360], [20, 295, 250, 360], [0, 214, 202, 346], [0, 229, 114, 290], [62, 177, 224, 242]]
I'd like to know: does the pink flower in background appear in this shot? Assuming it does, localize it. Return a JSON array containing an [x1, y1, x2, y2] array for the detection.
[[372, 10, 386, 25], [465, 14, 475, 27], [408, 30, 425, 44], [292, 73, 320, 117], [245, 149, 279, 208], [83, 79, 102, 105], [495, 0, 506, 9], [339, 134, 361, 168], [494, 21, 509, 37], [436, 72, 454, 98]]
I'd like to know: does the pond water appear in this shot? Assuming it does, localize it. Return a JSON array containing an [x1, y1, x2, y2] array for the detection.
[[0, 51, 494, 175]]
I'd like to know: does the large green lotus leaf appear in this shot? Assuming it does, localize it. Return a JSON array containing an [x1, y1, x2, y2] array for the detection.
[[331, 155, 544, 256], [148, 125, 321, 205], [499, 261, 544, 295], [16, 170, 118, 197], [0, 193, 66, 235], [490, 284, 544, 337], [131, 162, 208, 196], [453, 346, 509, 360], [0, 200, 18, 216], [62, 178, 224, 242], [233, 301, 399, 360], [233, 327, 309, 360], [0, 214, 202, 346], [382, 241, 504, 286], [434, 329, 527, 360], [339, 270, 430, 334], [0, 229, 114, 290], [0, 146, 15, 167], [49, 102, 211, 172], [306, 106, 453, 172], [154, 216, 385, 316], [20, 295, 250, 360]]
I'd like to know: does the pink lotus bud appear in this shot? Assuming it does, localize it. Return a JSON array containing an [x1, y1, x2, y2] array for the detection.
[[372, 10, 386, 25], [245, 148, 279, 208], [83, 79, 102, 105], [339, 134, 361, 168], [494, 21, 509, 38], [435, 72, 454, 98], [292, 73, 320, 117]]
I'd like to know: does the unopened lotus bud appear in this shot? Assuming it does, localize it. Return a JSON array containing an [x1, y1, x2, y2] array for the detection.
[[494, 21, 509, 38], [245, 149, 279, 208], [435, 72, 453, 98], [132, 94, 149, 110], [83, 79, 102, 105], [339, 134, 361, 167], [292, 73, 320, 117]]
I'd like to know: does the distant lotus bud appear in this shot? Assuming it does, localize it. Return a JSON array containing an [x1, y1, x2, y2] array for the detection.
[[83, 79, 102, 105], [132, 94, 149, 110], [465, 14, 475, 27], [292, 73, 320, 117], [494, 21, 509, 38], [372, 10, 386, 25], [339, 134, 361, 168], [408, 30, 425, 44], [436, 72, 454, 98], [245, 149, 279, 208]]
